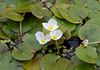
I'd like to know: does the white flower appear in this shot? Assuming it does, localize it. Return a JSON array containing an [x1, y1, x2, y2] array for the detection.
[[35, 31, 51, 45], [42, 19, 59, 31], [50, 30, 63, 40], [82, 39, 89, 46]]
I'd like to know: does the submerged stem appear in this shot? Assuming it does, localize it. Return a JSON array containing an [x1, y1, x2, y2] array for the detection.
[[88, 41, 100, 45], [55, 40, 60, 54], [41, 45, 45, 55], [19, 13, 25, 36], [19, 21, 23, 36]]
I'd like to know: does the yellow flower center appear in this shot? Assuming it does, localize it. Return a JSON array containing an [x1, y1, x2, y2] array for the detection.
[[52, 35, 57, 40], [48, 26, 54, 30], [41, 38, 46, 43]]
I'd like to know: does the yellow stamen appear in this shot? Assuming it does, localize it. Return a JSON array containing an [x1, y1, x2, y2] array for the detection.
[[52, 35, 57, 40], [41, 38, 46, 43], [48, 26, 53, 30]]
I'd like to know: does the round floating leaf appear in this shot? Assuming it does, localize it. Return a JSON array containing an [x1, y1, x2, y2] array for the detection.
[[87, 0, 100, 18], [87, 0, 100, 10], [57, 4, 80, 24], [0, 31, 9, 39], [51, 4, 63, 18], [0, 42, 8, 52], [31, 3, 52, 19], [40, 54, 69, 70], [74, 0, 87, 7], [24, 54, 43, 70], [28, 17, 42, 34], [2, 8, 24, 21], [66, 56, 96, 70], [54, 17, 76, 32], [16, 0, 32, 13], [75, 45, 97, 64], [68, 5, 88, 22], [3, 25, 17, 38], [23, 34, 41, 51], [79, 18, 100, 43], [88, 9, 100, 18], [96, 54, 100, 66], [12, 43, 34, 61], [0, 51, 23, 70], [7, 16, 38, 33]]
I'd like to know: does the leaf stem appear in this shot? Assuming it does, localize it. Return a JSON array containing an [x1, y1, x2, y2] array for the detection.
[[19, 21, 23, 36], [19, 13, 25, 36], [55, 40, 60, 54], [88, 41, 100, 45], [41, 45, 45, 55]]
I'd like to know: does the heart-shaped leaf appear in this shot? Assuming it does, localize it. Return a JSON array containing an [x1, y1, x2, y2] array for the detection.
[[24, 54, 43, 70], [75, 45, 97, 64], [40, 54, 69, 70], [79, 18, 100, 43], [2, 8, 24, 21], [31, 3, 52, 19], [23, 34, 42, 51], [12, 43, 34, 61]]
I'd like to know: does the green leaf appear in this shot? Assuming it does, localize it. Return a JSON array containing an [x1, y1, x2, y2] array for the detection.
[[31, 3, 52, 19], [40, 54, 69, 70], [0, 51, 23, 70], [3, 25, 17, 38], [75, 45, 97, 64], [66, 56, 95, 70], [7, 16, 38, 33], [56, 0, 68, 4], [12, 43, 34, 61], [67, 5, 88, 22], [0, 42, 8, 52], [54, 17, 76, 32], [74, 0, 87, 7], [16, 0, 32, 13], [96, 54, 100, 66], [87, 0, 100, 10], [51, 4, 63, 18], [23, 34, 41, 51], [0, 31, 9, 39], [87, 0, 100, 18], [24, 54, 43, 70], [88, 9, 100, 18], [2, 8, 24, 21], [58, 4, 80, 23], [79, 18, 100, 43]]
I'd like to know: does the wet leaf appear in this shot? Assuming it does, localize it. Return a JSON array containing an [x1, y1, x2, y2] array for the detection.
[[79, 18, 100, 43], [23, 34, 41, 51], [24, 54, 43, 70], [31, 3, 52, 19], [54, 17, 76, 32], [12, 43, 34, 61], [2, 8, 24, 21], [75, 45, 97, 64], [40, 54, 69, 70]]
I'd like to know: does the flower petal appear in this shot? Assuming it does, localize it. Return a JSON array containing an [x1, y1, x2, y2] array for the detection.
[[42, 23, 48, 30], [39, 40, 47, 45], [52, 26, 59, 31], [45, 34, 51, 42], [48, 19, 58, 26], [55, 30, 63, 39], [50, 30, 63, 40], [35, 31, 44, 41]]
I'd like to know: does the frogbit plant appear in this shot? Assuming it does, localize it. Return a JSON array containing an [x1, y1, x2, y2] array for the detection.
[[1, 0, 100, 70], [42, 19, 59, 31], [82, 39, 100, 47], [35, 18, 63, 54], [35, 31, 51, 45]]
